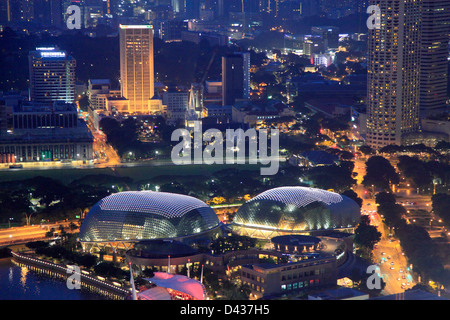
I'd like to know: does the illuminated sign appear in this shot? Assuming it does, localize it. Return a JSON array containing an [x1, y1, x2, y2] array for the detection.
[[119, 25, 152, 29], [40, 51, 66, 58], [36, 47, 56, 51]]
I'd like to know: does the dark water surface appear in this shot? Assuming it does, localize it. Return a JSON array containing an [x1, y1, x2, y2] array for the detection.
[[0, 258, 106, 300]]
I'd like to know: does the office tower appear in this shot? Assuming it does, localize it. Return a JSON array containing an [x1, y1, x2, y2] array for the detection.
[[163, 86, 189, 125], [241, 52, 251, 100], [299, 0, 320, 17], [156, 19, 187, 41], [420, 0, 450, 118], [311, 26, 340, 49], [34, 0, 63, 28], [119, 25, 155, 114], [28, 47, 76, 104], [0, 100, 6, 135], [222, 52, 250, 106], [21, 0, 35, 22], [186, 0, 201, 19], [172, 0, 184, 17], [243, 0, 260, 14], [366, 0, 421, 149], [259, 0, 279, 16], [0, 0, 11, 24]]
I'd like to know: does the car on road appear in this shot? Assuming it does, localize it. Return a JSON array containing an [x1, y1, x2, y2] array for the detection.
[[390, 262, 394, 265], [390, 266, 395, 270]]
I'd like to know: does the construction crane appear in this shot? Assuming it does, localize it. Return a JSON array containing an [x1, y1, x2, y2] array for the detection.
[[200, 46, 219, 84]]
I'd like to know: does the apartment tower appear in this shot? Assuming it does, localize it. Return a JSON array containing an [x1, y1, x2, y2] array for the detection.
[[366, 0, 422, 149]]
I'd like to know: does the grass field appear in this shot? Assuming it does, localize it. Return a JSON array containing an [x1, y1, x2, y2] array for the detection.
[[0, 163, 263, 185]]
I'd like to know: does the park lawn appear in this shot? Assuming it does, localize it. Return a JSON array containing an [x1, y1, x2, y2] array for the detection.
[[0, 163, 263, 185]]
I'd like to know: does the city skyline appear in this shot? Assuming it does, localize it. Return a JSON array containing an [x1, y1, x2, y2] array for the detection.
[[0, 0, 448, 304]]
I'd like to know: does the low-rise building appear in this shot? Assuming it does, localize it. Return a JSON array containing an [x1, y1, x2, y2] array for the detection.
[[0, 101, 93, 163], [241, 255, 337, 299]]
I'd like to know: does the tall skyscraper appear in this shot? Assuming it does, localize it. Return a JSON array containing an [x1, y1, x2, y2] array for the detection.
[[222, 52, 250, 106], [119, 25, 155, 114], [366, 0, 421, 149], [28, 47, 76, 104], [34, 0, 63, 28], [419, 0, 450, 118]]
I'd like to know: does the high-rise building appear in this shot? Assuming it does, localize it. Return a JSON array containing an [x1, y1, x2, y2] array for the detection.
[[163, 86, 189, 125], [311, 26, 340, 49], [34, 0, 63, 28], [119, 25, 156, 114], [28, 47, 76, 104], [222, 52, 250, 106], [419, 0, 450, 118], [366, 0, 421, 149]]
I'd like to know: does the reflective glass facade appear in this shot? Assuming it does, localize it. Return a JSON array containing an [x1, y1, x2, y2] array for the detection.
[[79, 191, 220, 243], [232, 187, 360, 239]]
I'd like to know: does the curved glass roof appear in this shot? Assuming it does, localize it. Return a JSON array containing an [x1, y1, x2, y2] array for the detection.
[[249, 186, 344, 208], [79, 191, 220, 242], [233, 187, 360, 233]]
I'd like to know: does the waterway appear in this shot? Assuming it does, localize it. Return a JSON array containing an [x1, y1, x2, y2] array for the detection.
[[0, 258, 106, 300]]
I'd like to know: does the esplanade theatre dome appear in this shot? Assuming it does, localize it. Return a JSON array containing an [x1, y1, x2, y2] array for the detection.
[[232, 187, 360, 239], [78, 191, 220, 246]]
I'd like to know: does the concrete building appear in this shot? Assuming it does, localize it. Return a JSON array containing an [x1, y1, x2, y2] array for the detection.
[[308, 287, 369, 300], [222, 52, 250, 106], [162, 87, 189, 125], [0, 101, 93, 163], [241, 256, 338, 299]]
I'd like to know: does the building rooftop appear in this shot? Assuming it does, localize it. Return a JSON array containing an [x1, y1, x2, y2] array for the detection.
[[309, 287, 368, 300], [300, 150, 339, 166], [372, 289, 447, 300]]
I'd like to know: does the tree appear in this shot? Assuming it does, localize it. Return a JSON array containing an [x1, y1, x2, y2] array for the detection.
[[359, 145, 374, 156], [342, 189, 363, 207], [76, 254, 98, 269], [363, 156, 399, 191], [431, 193, 450, 228], [354, 215, 381, 251]]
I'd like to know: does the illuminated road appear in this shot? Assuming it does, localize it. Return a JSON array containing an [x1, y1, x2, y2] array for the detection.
[[352, 157, 415, 294], [0, 221, 76, 246]]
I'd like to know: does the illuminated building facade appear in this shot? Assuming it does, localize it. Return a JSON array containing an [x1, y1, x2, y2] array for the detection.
[[241, 255, 337, 299], [78, 191, 221, 252], [120, 25, 159, 114], [419, 0, 450, 117], [0, 101, 93, 163], [28, 47, 76, 104], [366, 0, 421, 149], [232, 187, 360, 239]]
